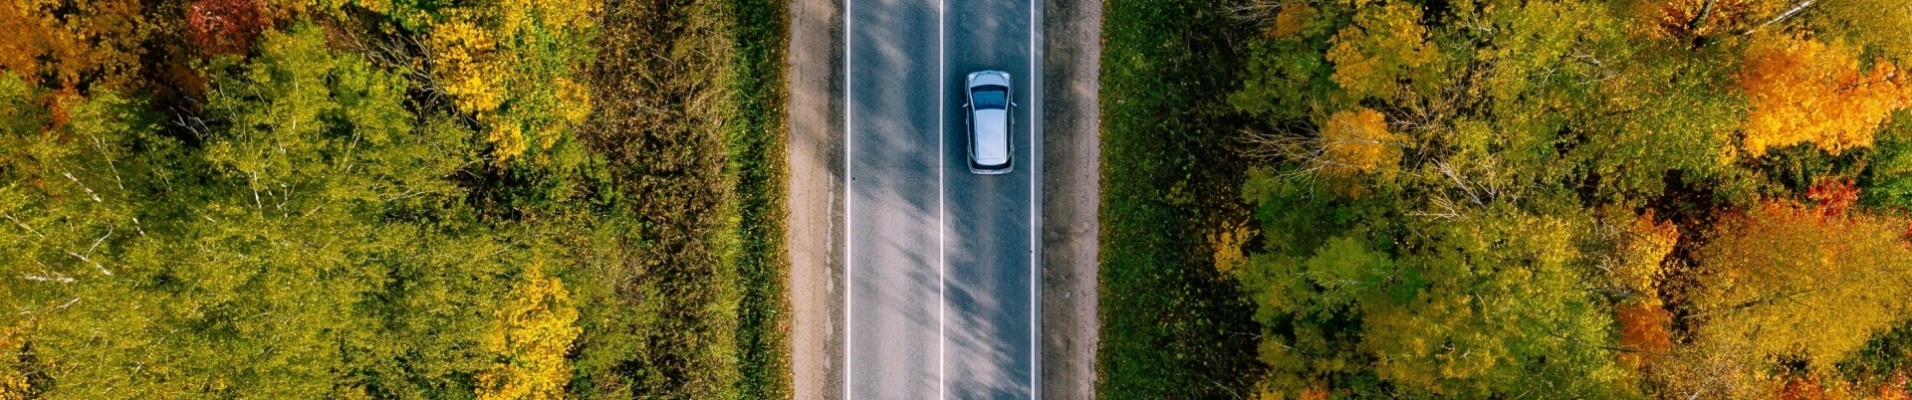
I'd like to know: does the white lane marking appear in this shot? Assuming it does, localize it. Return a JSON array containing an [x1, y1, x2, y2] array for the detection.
[[1027, 0, 1041, 396], [841, 0, 854, 395], [937, 0, 948, 397]]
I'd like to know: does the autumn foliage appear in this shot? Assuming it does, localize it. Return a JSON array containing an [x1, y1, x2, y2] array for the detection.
[[425, 0, 597, 164], [0, 0, 150, 91], [1618, 301, 1675, 370], [187, 0, 270, 56], [1774, 374, 1912, 400], [1611, 210, 1679, 370], [1324, 1, 1436, 102], [477, 261, 581, 400], [1609, 210, 1678, 298], [0, 322, 26, 399], [1318, 107, 1403, 181], [1630, 0, 1776, 39], [1210, 0, 1912, 398], [0, 0, 786, 394], [1739, 34, 1912, 156], [1691, 200, 1912, 376], [1809, 179, 1862, 215]]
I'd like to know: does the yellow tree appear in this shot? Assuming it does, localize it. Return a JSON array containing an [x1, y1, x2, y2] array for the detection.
[[1317, 107, 1404, 183], [476, 261, 581, 400], [1738, 34, 1912, 156], [426, 0, 597, 164], [1691, 200, 1912, 376]]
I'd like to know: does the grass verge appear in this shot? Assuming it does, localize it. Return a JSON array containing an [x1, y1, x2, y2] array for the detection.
[[721, 0, 792, 394], [576, 0, 788, 395], [1096, 0, 1264, 397]]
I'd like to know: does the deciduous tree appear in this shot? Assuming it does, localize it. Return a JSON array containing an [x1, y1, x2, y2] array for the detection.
[[0, 0, 152, 91], [1318, 108, 1403, 182], [1240, 205, 1631, 397], [1692, 200, 1912, 375], [1324, 0, 1438, 102], [477, 259, 581, 400], [1629, 0, 1779, 39], [1739, 34, 1912, 156], [1604, 210, 1678, 370], [187, 0, 270, 56], [423, 0, 597, 164]]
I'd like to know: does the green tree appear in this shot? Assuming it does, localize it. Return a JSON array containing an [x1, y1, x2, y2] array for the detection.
[[0, 23, 533, 398], [1238, 171, 1631, 397], [1862, 114, 1912, 211], [1324, 0, 1440, 103], [1230, 0, 1343, 121]]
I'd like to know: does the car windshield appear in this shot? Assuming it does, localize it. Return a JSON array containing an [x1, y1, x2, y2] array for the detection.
[[972, 87, 1008, 110]]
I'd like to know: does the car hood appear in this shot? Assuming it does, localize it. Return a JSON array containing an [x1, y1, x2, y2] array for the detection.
[[974, 109, 1009, 165]]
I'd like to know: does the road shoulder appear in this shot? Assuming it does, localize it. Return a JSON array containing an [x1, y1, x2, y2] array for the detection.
[[1040, 0, 1101, 396], [785, 0, 844, 395]]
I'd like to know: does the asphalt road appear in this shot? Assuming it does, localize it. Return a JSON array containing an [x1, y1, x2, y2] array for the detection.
[[845, 0, 1040, 395]]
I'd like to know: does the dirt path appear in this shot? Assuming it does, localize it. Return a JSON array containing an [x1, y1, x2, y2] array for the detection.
[[784, 0, 844, 394], [1038, 0, 1102, 396]]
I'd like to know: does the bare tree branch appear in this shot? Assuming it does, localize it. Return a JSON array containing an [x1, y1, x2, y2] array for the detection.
[[1742, 0, 1816, 35], [1688, 0, 1718, 32]]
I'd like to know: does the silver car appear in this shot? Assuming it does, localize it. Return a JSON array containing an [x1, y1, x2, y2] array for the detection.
[[965, 71, 1013, 174]]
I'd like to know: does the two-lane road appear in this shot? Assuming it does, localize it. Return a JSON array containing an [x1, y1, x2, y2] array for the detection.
[[845, 0, 1041, 395]]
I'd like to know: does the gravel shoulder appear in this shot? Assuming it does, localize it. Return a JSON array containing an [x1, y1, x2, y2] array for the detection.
[[1039, 0, 1102, 396], [784, 0, 844, 395]]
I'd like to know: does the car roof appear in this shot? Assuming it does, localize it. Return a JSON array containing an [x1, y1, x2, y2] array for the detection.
[[973, 108, 1009, 164]]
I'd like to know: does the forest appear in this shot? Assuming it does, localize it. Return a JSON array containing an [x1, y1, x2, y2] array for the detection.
[[1100, 0, 1912, 398], [0, 0, 789, 397]]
